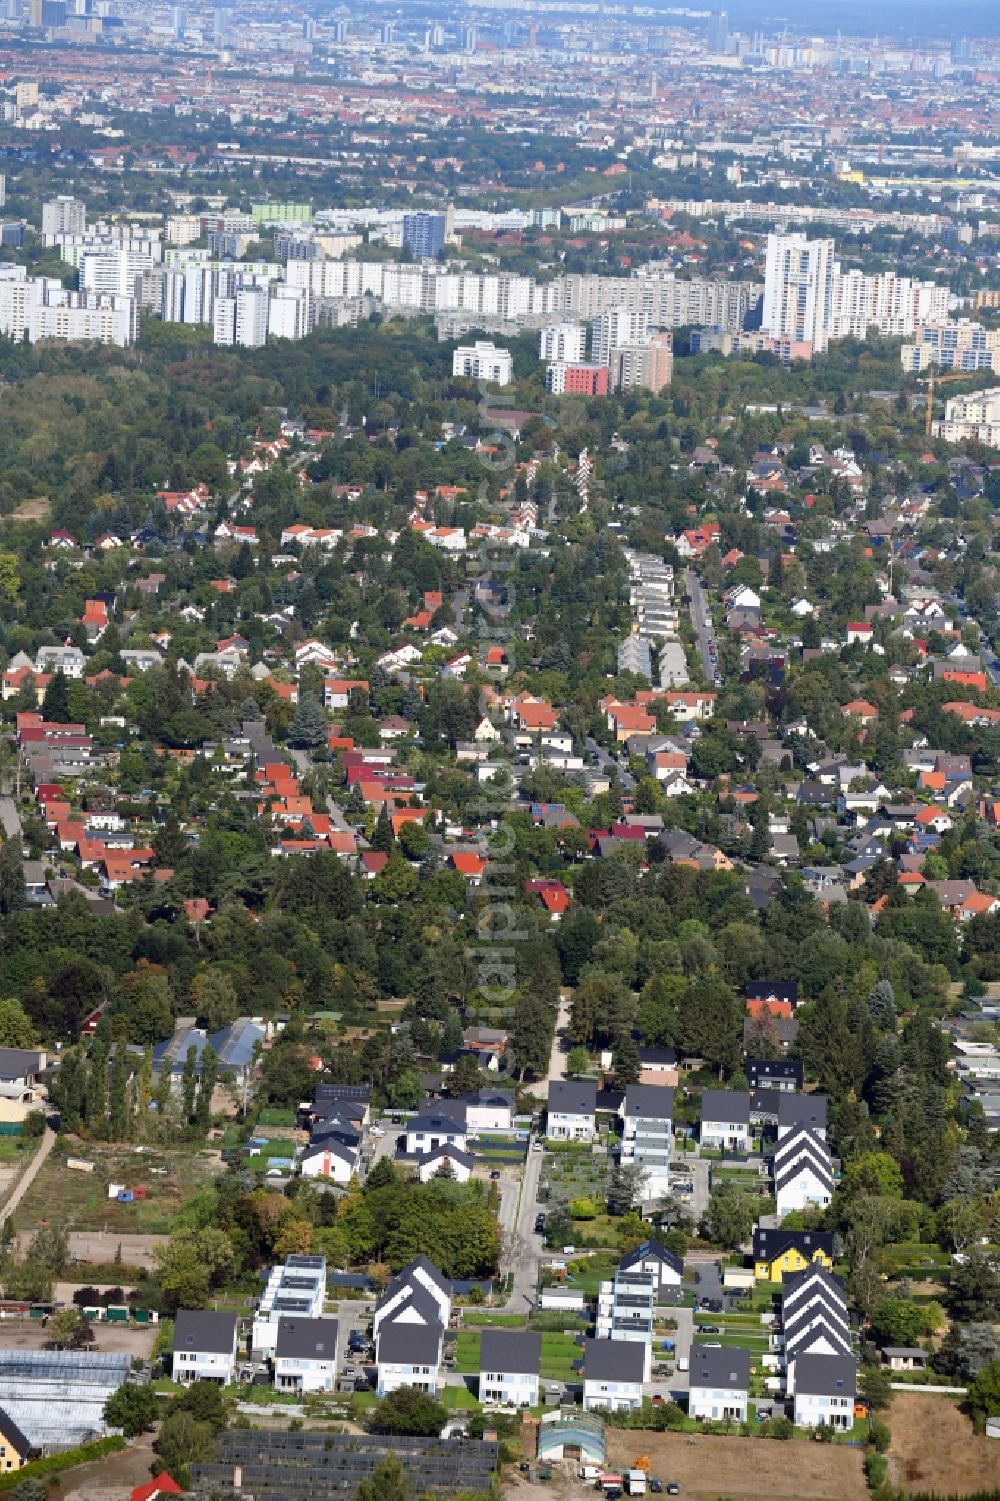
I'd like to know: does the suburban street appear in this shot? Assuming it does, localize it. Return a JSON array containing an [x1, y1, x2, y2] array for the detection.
[[685, 568, 719, 684], [0, 796, 22, 841]]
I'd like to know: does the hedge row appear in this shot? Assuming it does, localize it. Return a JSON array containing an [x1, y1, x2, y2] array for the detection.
[[0, 1436, 126, 1491]]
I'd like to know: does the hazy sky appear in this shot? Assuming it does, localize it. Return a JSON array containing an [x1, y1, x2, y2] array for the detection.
[[714, 0, 999, 38]]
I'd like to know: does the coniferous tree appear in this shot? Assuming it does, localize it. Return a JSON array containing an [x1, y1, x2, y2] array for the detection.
[[196, 1045, 217, 1130], [41, 670, 71, 724], [287, 692, 327, 749], [181, 1044, 199, 1122]]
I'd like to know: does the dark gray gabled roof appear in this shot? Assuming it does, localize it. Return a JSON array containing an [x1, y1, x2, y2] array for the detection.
[[583, 1338, 644, 1384], [0, 1048, 44, 1080], [0, 1406, 32, 1459], [548, 1080, 598, 1115], [479, 1329, 541, 1377], [618, 1239, 684, 1278], [701, 1088, 750, 1126], [173, 1309, 237, 1356], [792, 1352, 856, 1398], [275, 1316, 339, 1362], [777, 1093, 828, 1132], [377, 1321, 443, 1366], [689, 1343, 751, 1392], [623, 1084, 675, 1120]]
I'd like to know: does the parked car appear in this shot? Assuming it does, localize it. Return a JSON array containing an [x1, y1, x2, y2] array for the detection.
[[490, 1169, 501, 1180], [667, 1485, 681, 1496], [699, 1324, 721, 1334], [534, 1213, 546, 1233]]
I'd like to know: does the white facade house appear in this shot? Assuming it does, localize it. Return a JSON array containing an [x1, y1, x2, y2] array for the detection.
[[452, 341, 513, 385], [790, 1354, 856, 1429], [546, 1080, 597, 1142], [251, 1255, 327, 1359], [376, 1321, 444, 1397], [619, 1083, 674, 1200], [478, 1329, 541, 1408], [773, 1124, 834, 1217], [700, 1089, 751, 1152], [172, 1310, 239, 1386], [462, 1090, 515, 1133], [274, 1316, 340, 1393], [688, 1344, 751, 1424], [373, 1257, 452, 1346], [414, 1144, 475, 1183], [617, 1238, 684, 1294], [403, 1111, 468, 1157], [582, 1338, 645, 1412], [776, 1093, 828, 1140]]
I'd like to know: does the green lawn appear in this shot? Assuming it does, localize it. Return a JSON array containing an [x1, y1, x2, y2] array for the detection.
[[539, 1332, 584, 1383], [454, 1332, 481, 1374], [461, 1313, 527, 1328]]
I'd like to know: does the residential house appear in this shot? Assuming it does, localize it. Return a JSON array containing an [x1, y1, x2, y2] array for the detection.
[[881, 1347, 928, 1372], [688, 1345, 751, 1423], [790, 1353, 856, 1430], [478, 1330, 542, 1408], [752, 1228, 835, 1283], [582, 1338, 645, 1412], [414, 1144, 475, 1183], [773, 1124, 835, 1217], [700, 1090, 751, 1153], [462, 1089, 516, 1132], [595, 1271, 655, 1371], [0, 1410, 32, 1472], [745, 1058, 803, 1094], [546, 1080, 598, 1142], [376, 1322, 444, 1397], [776, 1094, 828, 1140], [617, 1238, 684, 1295], [619, 1084, 674, 1200], [403, 1111, 468, 1157], [372, 1258, 452, 1346], [251, 1256, 327, 1358], [171, 1310, 239, 1386], [273, 1317, 340, 1393]]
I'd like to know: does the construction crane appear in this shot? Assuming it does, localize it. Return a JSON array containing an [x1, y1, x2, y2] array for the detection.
[[920, 367, 981, 438]]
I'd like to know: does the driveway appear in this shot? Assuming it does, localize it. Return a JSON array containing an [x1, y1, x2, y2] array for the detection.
[[501, 1140, 544, 1313], [0, 796, 22, 841], [2, 1125, 54, 1217], [541, 991, 573, 1096]]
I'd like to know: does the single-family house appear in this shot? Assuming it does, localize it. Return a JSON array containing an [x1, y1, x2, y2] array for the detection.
[[0, 1410, 32, 1472], [617, 1238, 684, 1295], [547, 1080, 598, 1142], [688, 1345, 751, 1424], [414, 1144, 475, 1183], [171, 1310, 239, 1386], [745, 1057, 803, 1094], [403, 1111, 468, 1157], [790, 1353, 856, 1430], [700, 1090, 751, 1153], [373, 1257, 452, 1346], [582, 1338, 645, 1412], [478, 1329, 541, 1408], [274, 1316, 340, 1393], [773, 1124, 834, 1217], [376, 1321, 444, 1398], [776, 1093, 828, 1140], [752, 1228, 835, 1283]]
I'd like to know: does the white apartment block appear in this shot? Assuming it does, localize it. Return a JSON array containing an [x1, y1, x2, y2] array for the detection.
[[0, 269, 136, 346], [762, 233, 836, 353], [452, 340, 513, 384], [934, 386, 1000, 444], [592, 305, 650, 366], [831, 268, 949, 339], [41, 195, 86, 239], [79, 250, 157, 298], [268, 285, 313, 341], [539, 321, 586, 362]]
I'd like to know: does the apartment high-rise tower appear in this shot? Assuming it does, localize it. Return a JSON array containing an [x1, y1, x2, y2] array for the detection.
[[761, 233, 836, 353]]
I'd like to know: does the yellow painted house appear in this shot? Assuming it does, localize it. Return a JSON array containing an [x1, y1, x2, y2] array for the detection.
[[0, 1410, 32, 1472], [752, 1228, 835, 1282]]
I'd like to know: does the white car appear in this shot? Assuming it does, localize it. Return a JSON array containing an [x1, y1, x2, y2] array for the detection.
[[369, 1125, 384, 1138]]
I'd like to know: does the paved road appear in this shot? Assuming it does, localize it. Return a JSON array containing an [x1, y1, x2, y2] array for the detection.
[[501, 1141, 544, 1313], [2, 1124, 55, 1217], [685, 569, 719, 685], [0, 796, 22, 841], [541, 991, 573, 1093], [585, 736, 636, 793]]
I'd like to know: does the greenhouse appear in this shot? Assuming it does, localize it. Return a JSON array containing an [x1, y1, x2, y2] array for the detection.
[[0, 1350, 132, 1450]]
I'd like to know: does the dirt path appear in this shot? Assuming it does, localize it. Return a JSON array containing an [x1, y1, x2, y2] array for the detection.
[[1, 1125, 55, 1217]]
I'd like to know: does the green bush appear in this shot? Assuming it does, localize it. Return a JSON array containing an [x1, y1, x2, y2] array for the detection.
[[0, 1438, 125, 1492], [568, 1196, 599, 1220], [869, 1418, 891, 1454], [767, 1416, 794, 1440], [866, 1451, 889, 1489]]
